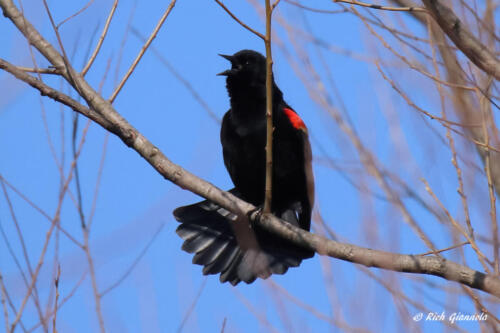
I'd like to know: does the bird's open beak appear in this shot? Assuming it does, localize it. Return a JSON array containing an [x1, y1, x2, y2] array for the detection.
[[217, 69, 232, 76], [219, 54, 234, 62], [217, 54, 234, 76]]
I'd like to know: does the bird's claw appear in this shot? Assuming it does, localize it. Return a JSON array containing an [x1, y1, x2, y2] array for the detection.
[[247, 207, 263, 227]]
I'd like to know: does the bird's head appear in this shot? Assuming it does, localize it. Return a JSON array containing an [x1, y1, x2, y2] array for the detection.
[[217, 50, 267, 87]]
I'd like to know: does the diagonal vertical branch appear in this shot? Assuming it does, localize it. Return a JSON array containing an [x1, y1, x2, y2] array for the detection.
[[214, 0, 265, 39], [480, 89, 499, 274], [215, 0, 273, 213], [52, 266, 60, 333], [263, 0, 274, 213], [81, 0, 118, 76], [0, 274, 9, 333], [108, 0, 176, 103], [1, 181, 48, 331]]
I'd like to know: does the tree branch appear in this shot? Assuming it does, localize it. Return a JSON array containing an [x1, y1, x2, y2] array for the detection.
[[256, 212, 500, 298], [332, 0, 427, 12], [108, 0, 176, 103], [81, 0, 118, 76], [263, 0, 274, 213], [0, 58, 112, 129], [422, 0, 500, 80], [214, 0, 265, 40]]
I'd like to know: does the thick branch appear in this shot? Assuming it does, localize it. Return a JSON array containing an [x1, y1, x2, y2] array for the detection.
[[0, 0, 65, 69], [257, 213, 500, 298], [0, 59, 112, 129]]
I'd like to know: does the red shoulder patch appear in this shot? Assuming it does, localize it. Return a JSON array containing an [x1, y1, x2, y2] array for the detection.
[[283, 107, 307, 132]]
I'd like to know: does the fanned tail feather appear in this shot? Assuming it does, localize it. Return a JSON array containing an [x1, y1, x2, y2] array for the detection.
[[173, 191, 313, 285]]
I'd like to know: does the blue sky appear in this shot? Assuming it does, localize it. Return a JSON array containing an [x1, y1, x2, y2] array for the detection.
[[1, 0, 497, 332]]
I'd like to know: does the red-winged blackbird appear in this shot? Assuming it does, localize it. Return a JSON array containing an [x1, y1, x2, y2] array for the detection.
[[173, 50, 315, 285]]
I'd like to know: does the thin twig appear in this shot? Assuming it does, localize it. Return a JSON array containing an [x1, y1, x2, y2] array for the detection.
[[220, 318, 227, 333], [14, 66, 61, 74], [52, 266, 60, 333], [268, 279, 368, 331], [81, 0, 118, 76], [56, 0, 95, 28], [109, 0, 176, 103], [0, 181, 47, 329], [417, 241, 470, 256], [130, 27, 220, 124], [177, 278, 208, 333], [375, 62, 500, 153], [87, 133, 109, 229], [9, 156, 80, 332], [41, 0, 83, 97], [271, 0, 281, 10], [100, 221, 167, 296], [214, 0, 265, 40], [481, 88, 499, 274], [332, 0, 427, 12], [7, 99, 91, 330], [83, 239, 105, 333], [0, 58, 112, 129], [426, 17, 478, 270], [27, 271, 89, 333], [0, 220, 33, 309], [421, 178, 492, 273], [72, 114, 86, 229], [284, 0, 348, 14], [0, 274, 10, 333]]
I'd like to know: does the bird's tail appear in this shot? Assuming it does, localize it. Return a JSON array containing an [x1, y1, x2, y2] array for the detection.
[[173, 191, 314, 285]]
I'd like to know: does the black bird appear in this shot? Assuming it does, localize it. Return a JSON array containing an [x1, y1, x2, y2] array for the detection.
[[173, 50, 315, 285]]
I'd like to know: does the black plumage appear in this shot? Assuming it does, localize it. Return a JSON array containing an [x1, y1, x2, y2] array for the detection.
[[174, 50, 315, 285]]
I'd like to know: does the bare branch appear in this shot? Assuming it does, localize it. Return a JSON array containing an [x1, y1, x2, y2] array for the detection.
[[332, 0, 427, 13], [0, 274, 10, 333], [177, 278, 208, 333], [100, 222, 166, 296], [130, 27, 220, 124], [109, 0, 176, 103], [52, 266, 60, 333], [0, 58, 112, 130], [81, 0, 118, 76], [422, 0, 500, 80], [214, 0, 265, 40], [256, 211, 500, 298], [14, 66, 61, 74], [263, 0, 274, 213], [284, 0, 348, 14], [57, 0, 95, 28], [417, 241, 469, 256]]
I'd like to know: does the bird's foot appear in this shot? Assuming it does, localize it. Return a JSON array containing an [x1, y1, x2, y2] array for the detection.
[[247, 206, 263, 227]]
